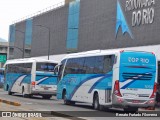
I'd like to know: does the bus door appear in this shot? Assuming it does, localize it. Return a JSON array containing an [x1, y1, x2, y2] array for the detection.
[[62, 58, 84, 101]]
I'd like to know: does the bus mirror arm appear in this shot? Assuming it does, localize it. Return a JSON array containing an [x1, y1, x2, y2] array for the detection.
[[53, 64, 61, 75], [54, 71, 58, 75]]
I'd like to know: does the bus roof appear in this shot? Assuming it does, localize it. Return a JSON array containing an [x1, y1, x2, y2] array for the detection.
[[5, 58, 58, 65], [63, 49, 155, 60], [63, 50, 118, 59]]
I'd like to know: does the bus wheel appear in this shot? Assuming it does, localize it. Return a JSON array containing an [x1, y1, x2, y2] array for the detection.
[[8, 91, 13, 95], [22, 87, 27, 98], [70, 101, 75, 105], [7, 85, 12, 95], [93, 93, 100, 110], [42, 95, 52, 99], [63, 91, 70, 105], [124, 107, 138, 112]]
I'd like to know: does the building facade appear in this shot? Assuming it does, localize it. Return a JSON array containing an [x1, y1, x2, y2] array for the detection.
[[8, 0, 160, 60], [0, 38, 8, 68]]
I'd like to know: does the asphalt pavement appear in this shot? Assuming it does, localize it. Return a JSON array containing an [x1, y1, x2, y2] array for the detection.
[[0, 89, 160, 120]]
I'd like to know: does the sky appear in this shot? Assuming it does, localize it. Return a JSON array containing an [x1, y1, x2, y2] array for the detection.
[[0, 0, 64, 41]]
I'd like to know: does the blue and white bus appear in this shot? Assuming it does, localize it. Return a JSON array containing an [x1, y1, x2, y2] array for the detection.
[[0, 68, 4, 87], [57, 50, 157, 111], [4, 58, 58, 99]]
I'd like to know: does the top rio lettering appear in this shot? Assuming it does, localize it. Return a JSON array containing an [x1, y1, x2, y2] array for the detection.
[[128, 57, 149, 63]]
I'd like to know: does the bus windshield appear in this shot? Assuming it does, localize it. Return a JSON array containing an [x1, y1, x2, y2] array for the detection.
[[36, 62, 57, 72]]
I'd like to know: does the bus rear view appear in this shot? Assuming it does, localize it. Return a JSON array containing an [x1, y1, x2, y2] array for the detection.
[[113, 51, 157, 111]]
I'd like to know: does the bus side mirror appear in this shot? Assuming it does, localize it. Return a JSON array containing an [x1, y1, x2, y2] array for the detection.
[[53, 65, 60, 75]]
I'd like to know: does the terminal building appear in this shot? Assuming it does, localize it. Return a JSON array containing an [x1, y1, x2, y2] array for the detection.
[[0, 38, 8, 68], [8, 0, 160, 59]]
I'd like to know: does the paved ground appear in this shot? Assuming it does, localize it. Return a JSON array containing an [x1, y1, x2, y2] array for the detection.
[[0, 103, 70, 120], [0, 89, 160, 120]]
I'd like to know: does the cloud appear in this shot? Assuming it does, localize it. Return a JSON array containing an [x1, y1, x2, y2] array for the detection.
[[0, 0, 64, 40]]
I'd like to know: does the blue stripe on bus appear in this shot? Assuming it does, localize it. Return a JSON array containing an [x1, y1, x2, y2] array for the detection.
[[36, 74, 58, 85], [19, 74, 30, 86], [68, 74, 105, 100], [88, 74, 112, 93], [9, 74, 27, 91], [121, 80, 136, 89]]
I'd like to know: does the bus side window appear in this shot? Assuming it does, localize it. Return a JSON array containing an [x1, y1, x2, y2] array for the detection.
[[24, 63, 32, 74], [76, 58, 85, 74], [83, 57, 96, 74], [94, 56, 104, 74], [103, 55, 115, 73]]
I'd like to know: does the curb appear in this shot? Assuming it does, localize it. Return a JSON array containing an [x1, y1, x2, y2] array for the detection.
[[0, 99, 21, 106], [51, 111, 86, 120]]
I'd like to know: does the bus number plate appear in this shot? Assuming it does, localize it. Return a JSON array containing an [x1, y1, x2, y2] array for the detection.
[[44, 87, 48, 90], [41, 86, 49, 90], [124, 93, 136, 98], [132, 100, 140, 103]]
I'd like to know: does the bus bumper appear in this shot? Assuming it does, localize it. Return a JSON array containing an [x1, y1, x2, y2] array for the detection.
[[112, 96, 155, 108], [31, 90, 57, 95]]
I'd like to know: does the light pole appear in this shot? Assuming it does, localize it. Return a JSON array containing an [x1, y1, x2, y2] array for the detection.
[[35, 25, 50, 60], [15, 29, 25, 58]]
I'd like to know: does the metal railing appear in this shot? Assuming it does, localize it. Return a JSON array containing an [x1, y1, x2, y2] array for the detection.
[[13, 1, 65, 24]]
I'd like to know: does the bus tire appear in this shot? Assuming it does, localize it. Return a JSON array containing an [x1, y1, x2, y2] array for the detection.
[[22, 87, 28, 98], [93, 93, 100, 110], [63, 90, 70, 105], [7, 85, 13, 95], [27, 94, 32, 98], [8, 91, 13, 95], [70, 101, 75, 105], [42, 95, 52, 99], [124, 107, 138, 112]]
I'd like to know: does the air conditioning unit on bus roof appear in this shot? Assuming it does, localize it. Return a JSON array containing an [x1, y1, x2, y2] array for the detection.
[[69, 50, 102, 56]]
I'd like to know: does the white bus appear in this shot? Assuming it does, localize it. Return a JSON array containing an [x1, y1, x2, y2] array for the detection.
[[4, 58, 58, 99], [57, 50, 157, 111]]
